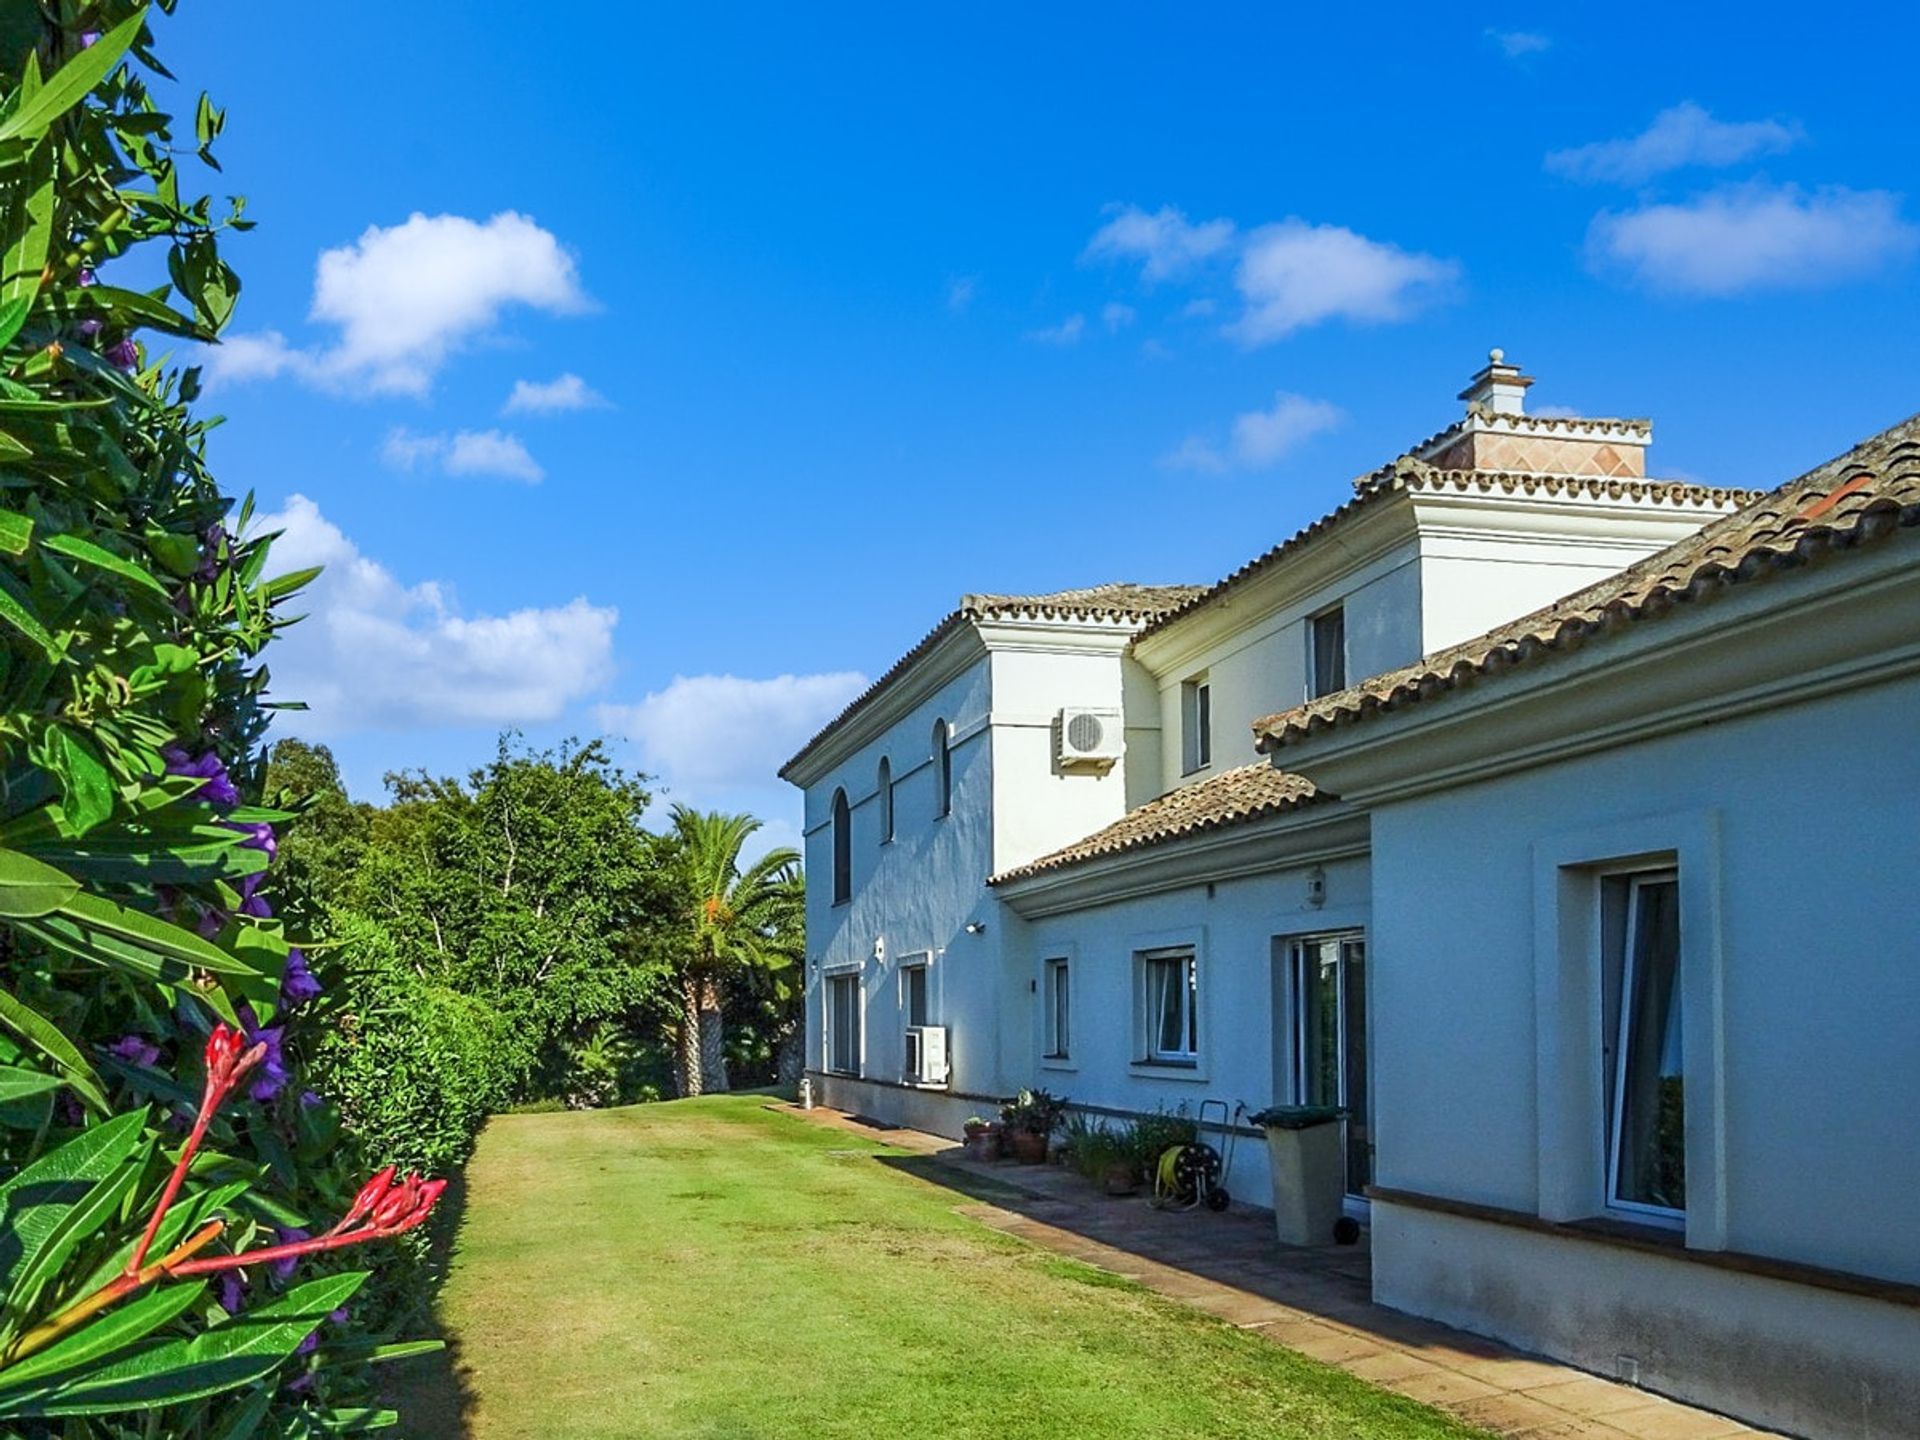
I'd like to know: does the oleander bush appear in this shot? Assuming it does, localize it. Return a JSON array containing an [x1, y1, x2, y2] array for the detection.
[[0, 6, 437, 1431]]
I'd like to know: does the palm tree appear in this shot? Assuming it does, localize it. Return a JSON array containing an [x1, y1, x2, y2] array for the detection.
[[666, 806, 802, 1096]]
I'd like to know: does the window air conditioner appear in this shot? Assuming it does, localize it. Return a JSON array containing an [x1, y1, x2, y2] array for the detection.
[[904, 1025, 950, 1086], [1056, 707, 1124, 768]]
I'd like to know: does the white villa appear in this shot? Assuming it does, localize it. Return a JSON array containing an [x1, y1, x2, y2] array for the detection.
[[780, 353, 1920, 1439]]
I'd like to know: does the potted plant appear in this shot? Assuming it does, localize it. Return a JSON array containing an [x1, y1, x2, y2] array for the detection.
[[1248, 1105, 1346, 1246], [962, 1115, 996, 1161], [1000, 1088, 1067, 1164]]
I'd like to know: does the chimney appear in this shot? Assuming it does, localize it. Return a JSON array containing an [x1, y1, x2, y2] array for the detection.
[[1458, 347, 1532, 416], [1410, 349, 1652, 478]]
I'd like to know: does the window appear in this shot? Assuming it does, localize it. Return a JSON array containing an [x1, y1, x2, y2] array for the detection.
[[1289, 934, 1370, 1196], [1043, 958, 1071, 1060], [1141, 947, 1199, 1064], [1605, 871, 1685, 1219], [1180, 677, 1212, 774], [1309, 606, 1346, 699], [877, 758, 894, 844], [829, 788, 851, 905], [825, 972, 861, 1076], [932, 720, 952, 818], [900, 962, 928, 1028]]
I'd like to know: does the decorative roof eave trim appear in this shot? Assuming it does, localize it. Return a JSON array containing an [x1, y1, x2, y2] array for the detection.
[[993, 801, 1369, 919]]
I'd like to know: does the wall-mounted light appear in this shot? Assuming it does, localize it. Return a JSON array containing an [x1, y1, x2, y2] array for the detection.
[[964, 921, 986, 935], [1306, 866, 1327, 909], [872, 936, 886, 965]]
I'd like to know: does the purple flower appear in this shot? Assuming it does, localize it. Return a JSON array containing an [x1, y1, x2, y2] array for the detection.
[[280, 950, 322, 1007], [162, 745, 239, 810], [105, 337, 139, 371], [77, 318, 102, 340], [109, 1034, 162, 1068], [232, 820, 277, 861], [216, 1270, 246, 1315], [79, 31, 101, 48], [196, 907, 225, 939], [240, 893, 273, 920], [193, 524, 230, 583], [236, 1003, 289, 1102], [270, 1227, 310, 1283], [77, 266, 96, 288], [299, 1088, 323, 1109]]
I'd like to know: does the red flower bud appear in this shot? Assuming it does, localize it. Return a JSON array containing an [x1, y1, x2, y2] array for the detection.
[[388, 1177, 448, 1235], [203, 1023, 242, 1074], [371, 1175, 422, 1231], [343, 1165, 397, 1227]]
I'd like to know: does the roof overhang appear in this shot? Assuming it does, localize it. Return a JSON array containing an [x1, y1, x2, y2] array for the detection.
[[1258, 536, 1920, 808], [994, 797, 1368, 919]]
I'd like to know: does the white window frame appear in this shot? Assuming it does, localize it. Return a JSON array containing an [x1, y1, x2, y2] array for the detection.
[[1532, 811, 1725, 1249], [1042, 957, 1072, 1063], [898, 957, 930, 1030], [1180, 676, 1212, 775], [1140, 947, 1199, 1067], [1309, 604, 1346, 699], [822, 968, 863, 1077], [1603, 868, 1685, 1225]]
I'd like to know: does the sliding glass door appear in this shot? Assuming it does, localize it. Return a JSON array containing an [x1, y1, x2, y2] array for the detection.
[[1289, 934, 1371, 1198]]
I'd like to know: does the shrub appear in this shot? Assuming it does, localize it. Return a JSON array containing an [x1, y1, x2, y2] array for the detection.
[[1126, 1106, 1199, 1175]]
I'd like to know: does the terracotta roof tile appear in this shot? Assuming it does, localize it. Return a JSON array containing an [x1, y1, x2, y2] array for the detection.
[[1254, 412, 1920, 752], [779, 583, 1203, 780], [1135, 462, 1753, 643], [990, 763, 1320, 885]]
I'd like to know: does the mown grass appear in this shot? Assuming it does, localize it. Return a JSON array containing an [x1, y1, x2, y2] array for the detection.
[[392, 1096, 1488, 1439]]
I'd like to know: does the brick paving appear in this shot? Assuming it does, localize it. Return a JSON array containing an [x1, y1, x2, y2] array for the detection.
[[780, 1104, 1781, 1439]]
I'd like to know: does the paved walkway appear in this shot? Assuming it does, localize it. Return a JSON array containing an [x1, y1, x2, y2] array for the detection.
[[782, 1104, 1780, 1440]]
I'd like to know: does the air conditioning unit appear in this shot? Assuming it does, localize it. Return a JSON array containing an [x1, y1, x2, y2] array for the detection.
[[904, 1025, 950, 1087], [1055, 707, 1124, 768]]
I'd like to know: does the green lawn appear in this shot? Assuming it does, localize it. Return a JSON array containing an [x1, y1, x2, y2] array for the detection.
[[392, 1096, 1488, 1439]]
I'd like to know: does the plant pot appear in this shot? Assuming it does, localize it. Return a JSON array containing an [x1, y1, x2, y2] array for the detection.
[[1262, 1117, 1345, 1246], [1102, 1161, 1140, 1196], [1009, 1128, 1048, 1164], [962, 1124, 995, 1162]]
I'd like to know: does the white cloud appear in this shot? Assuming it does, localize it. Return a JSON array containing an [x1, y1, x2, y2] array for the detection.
[[381, 427, 545, 483], [1178, 297, 1217, 319], [1083, 204, 1235, 284], [596, 672, 869, 792], [1589, 184, 1918, 295], [503, 373, 607, 415], [1488, 29, 1551, 58], [1026, 313, 1086, 345], [205, 212, 587, 396], [1230, 221, 1457, 344], [1101, 302, 1137, 333], [946, 275, 978, 312], [1531, 403, 1583, 419], [1164, 391, 1343, 473], [1547, 102, 1800, 185], [251, 495, 616, 735]]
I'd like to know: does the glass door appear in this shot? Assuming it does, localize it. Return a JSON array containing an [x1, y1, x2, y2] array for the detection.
[[1290, 935, 1371, 1197]]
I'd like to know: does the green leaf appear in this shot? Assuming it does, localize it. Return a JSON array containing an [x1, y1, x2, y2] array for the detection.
[[3, 1137, 149, 1318], [0, 990, 107, 1115], [77, 283, 208, 342], [0, 11, 147, 145], [44, 730, 113, 837], [259, 565, 322, 603], [0, 1066, 59, 1105], [40, 534, 172, 599], [0, 508, 31, 556], [46, 891, 267, 979], [0, 136, 53, 350], [0, 1111, 147, 1295], [0, 848, 79, 918], [206, 1383, 272, 1440], [0, 1282, 203, 1394], [0, 1271, 368, 1417], [0, 568, 60, 660], [143, 528, 200, 579]]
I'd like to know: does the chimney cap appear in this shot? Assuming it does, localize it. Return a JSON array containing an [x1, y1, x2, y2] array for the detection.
[[1458, 347, 1535, 416]]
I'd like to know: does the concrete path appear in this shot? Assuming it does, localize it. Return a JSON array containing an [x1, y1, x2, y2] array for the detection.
[[783, 1104, 1780, 1440]]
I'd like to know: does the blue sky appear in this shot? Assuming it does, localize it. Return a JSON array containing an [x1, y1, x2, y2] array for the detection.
[[152, 3, 1919, 848]]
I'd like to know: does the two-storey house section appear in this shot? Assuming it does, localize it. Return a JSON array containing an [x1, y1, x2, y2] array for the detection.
[[778, 585, 1201, 1134]]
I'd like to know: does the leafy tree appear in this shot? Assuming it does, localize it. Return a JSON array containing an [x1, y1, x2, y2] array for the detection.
[[663, 807, 802, 1096]]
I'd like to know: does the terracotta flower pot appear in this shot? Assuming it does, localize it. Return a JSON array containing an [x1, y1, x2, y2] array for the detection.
[[1009, 1128, 1048, 1165], [1102, 1161, 1140, 1196]]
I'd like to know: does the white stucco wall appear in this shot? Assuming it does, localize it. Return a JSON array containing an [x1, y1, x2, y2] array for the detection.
[[1366, 673, 1920, 1285], [1007, 852, 1372, 1209], [802, 652, 1006, 1096]]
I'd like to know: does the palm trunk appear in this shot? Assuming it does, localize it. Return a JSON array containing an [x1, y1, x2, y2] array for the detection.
[[676, 973, 704, 1098], [697, 973, 729, 1093]]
